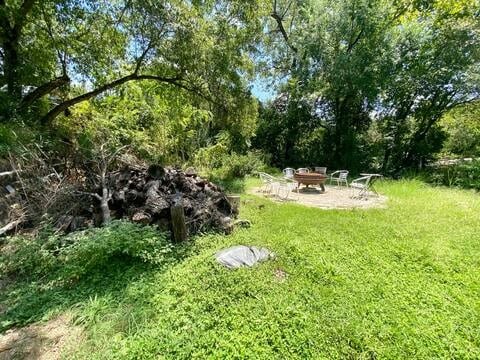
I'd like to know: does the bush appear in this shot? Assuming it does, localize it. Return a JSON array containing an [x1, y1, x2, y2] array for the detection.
[[210, 151, 268, 180], [194, 147, 268, 182], [421, 159, 480, 190], [0, 122, 38, 157], [0, 221, 172, 280]]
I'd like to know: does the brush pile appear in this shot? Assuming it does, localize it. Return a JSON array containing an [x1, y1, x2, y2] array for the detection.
[[0, 163, 237, 238], [106, 165, 236, 234]]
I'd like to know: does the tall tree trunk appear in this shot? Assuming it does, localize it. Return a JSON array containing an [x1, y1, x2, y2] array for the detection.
[[3, 32, 22, 102], [99, 195, 111, 225], [99, 172, 111, 225], [401, 115, 441, 169], [0, 0, 37, 110], [381, 145, 391, 173]]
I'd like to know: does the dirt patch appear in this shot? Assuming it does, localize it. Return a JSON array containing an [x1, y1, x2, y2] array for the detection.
[[274, 268, 288, 283], [0, 314, 82, 360], [250, 185, 387, 210]]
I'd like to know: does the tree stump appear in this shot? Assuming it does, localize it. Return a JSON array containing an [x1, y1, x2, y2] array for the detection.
[[226, 195, 240, 214], [170, 203, 187, 242]]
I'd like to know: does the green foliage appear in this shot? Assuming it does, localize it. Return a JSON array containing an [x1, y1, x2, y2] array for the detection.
[[421, 160, 480, 190], [0, 221, 172, 281], [253, 99, 328, 168], [258, 0, 480, 172], [194, 146, 268, 181], [1, 0, 266, 133], [0, 232, 58, 277], [49, 80, 260, 165], [55, 83, 210, 163], [211, 151, 267, 179], [440, 101, 480, 157], [3, 180, 479, 357], [0, 121, 38, 157]]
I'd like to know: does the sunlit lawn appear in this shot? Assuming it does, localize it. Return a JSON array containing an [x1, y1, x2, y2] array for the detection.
[[3, 179, 480, 358]]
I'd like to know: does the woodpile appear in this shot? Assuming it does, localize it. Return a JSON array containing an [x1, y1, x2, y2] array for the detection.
[[105, 165, 237, 236], [0, 163, 238, 239]]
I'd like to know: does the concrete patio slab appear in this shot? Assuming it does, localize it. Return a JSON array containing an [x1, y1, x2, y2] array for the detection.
[[249, 185, 388, 210]]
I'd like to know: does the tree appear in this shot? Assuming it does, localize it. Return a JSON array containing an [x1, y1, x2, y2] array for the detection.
[[0, 0, 266, 125], [261, 0, 399, 170], [440, 101, 480, 157], [259, 0, 480, 172], [376, 0, 480, 171]]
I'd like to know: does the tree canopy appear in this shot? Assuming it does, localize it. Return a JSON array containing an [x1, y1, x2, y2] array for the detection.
[[0, 0, 265, 125], [1, 0, 479, 173], [256, 0, 480, 172]]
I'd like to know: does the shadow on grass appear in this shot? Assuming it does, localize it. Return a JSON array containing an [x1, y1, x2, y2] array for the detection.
[[0, 245, 192, 333]]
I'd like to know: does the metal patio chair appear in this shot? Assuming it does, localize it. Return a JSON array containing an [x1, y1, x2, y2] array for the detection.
[[259, 172, 274, 194], [350, 175, 373, 199], [329, 170, 349, 187], [276, 177, 299, 201], [296, 167, 310, 174], [282, 167, 295, 179]]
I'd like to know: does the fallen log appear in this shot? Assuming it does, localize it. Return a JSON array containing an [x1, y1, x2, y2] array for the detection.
[[0, 219, 23, 236]]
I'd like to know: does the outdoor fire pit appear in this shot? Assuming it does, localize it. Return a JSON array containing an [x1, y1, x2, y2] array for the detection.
[[293, 173, 327, 192]]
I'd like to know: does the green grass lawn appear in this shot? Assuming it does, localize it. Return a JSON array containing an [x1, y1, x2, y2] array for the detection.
[[2, 179, 480, 359]]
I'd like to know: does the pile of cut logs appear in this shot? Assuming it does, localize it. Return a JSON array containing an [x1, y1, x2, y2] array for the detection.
[[0, 165, 238, 240], [106, 165, 237, 239]]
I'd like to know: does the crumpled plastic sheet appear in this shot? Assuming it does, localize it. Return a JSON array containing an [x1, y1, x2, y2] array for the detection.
[[215, 245, 274, 269]]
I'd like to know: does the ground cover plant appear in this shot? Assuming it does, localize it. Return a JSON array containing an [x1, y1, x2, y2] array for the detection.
[[1, 1, 480, 358], [1, 179, 479, 358]]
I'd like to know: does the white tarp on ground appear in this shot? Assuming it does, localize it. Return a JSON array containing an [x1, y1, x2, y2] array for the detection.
[[215, 245, 274, 269]]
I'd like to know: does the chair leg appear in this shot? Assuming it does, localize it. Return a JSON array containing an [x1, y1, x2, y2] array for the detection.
[[359, 188, 367, 199], [267, 183, 273, 195], [351, 187, 357, 198], [274, 183, 281, 198]]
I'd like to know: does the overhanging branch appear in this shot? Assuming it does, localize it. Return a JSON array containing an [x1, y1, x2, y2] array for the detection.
[[39, 72, 218, 125], [21, 74, 70, 108], [271, 1, 297, 54]]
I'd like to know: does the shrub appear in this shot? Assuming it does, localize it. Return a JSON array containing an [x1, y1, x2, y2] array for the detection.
[[0, 221, 172, 280], [0, 122, 37, 157], [194, 148, 269, 182], [0, 234, 58, 277], [210, 151, 268, 180], [421, 159, 480, 190]]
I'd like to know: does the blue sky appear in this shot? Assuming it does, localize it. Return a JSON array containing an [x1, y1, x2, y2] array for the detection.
[[251, 78, 276, 103]]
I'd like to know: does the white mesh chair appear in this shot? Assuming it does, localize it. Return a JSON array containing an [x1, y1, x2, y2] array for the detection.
[[283, 168, 295, 179], [350, 175, 373, 199], [329, 170, 349, 187], [314, 167, 327, 175], [259, 173, 283, 196], [296, 168, 310, 174], [259, 172, 274, 193], [276, 177, 299, 201]]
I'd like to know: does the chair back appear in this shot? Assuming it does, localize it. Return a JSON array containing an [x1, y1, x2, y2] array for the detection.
[[296, 168, 310, 174], [314, 167, 327, 175], [339, 170, 349, 180], [363, 175, 372, 185], [283, 168, 295, 178], [259, 172, 272, 183]]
